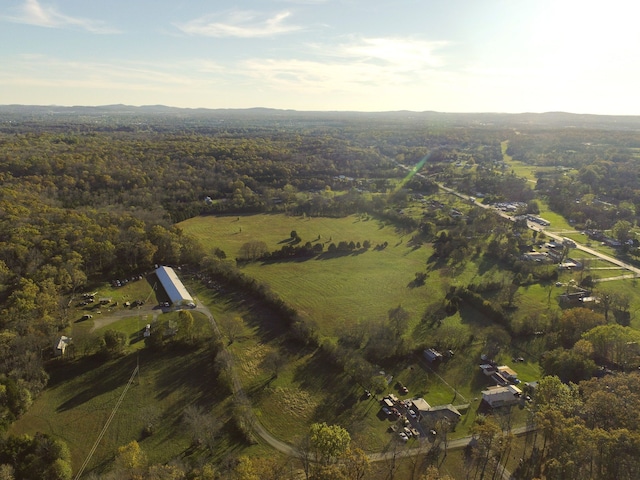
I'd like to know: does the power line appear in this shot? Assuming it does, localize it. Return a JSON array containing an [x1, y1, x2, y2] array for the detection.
[[74, 365, 139, 480]]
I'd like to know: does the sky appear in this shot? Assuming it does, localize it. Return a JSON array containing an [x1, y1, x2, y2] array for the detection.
[[1, 0, 639, 114]]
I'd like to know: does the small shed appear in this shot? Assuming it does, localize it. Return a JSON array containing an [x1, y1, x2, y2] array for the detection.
[[424, 348, 443, 363], [54, 336, 72, 357]]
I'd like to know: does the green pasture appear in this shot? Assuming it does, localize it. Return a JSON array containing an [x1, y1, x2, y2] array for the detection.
[[10, 345, 227, 475], [534, 199, 572, 231], [14, 212, 556, 473], [501, 140, 539, 183], [501, 140, 577, 186], [181, 214, 441, 336]]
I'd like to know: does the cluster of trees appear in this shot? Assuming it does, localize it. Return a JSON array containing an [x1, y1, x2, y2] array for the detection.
[[0, 184, 207, 429], [0, 433, 72, 480], [512, 374, 640, 479], [505, 129, 640, 230]]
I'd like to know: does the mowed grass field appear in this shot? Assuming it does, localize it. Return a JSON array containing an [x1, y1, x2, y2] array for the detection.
[[181, 214, 441, 336]]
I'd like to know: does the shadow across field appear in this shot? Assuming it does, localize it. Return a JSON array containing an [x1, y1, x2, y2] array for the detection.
[[153, 346, 227, 415], [208, 287, 290, 345], [55, 354, 140, 412], [292, 349, 361, 423], [54, 345, 227, 416]]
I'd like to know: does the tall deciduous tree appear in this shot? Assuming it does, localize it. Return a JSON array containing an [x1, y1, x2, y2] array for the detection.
[[177, 310, 195, 345], [308, 422, 351, 465], [114, 440, 147, 479], [219, 316, 244, 344]]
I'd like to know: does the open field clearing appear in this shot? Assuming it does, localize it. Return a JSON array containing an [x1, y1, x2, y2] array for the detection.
[[9, 347, 219, 474], [182, 214, 440, 335]]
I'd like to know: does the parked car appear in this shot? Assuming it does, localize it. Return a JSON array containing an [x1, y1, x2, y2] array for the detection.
[[408, 409, 417, 419], [398, 432, 408, 442]]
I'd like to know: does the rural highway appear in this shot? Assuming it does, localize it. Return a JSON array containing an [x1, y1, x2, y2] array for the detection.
[[396, 161, 640, 279]]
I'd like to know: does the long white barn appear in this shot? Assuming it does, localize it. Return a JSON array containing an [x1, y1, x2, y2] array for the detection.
[[155, 266, 193, 306]]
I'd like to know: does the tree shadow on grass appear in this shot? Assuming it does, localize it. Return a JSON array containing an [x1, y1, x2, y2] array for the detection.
[[47, 354, 108, 388], [210, 288, 291, 345], [315, 248, 368, 260], [291, 349, 360, 423], [56, 354, 140, 412], [458, 304, 494, 329], [260, 255, 314, 265], [241, 307, 291, 345], [153, 347, 227, 406]]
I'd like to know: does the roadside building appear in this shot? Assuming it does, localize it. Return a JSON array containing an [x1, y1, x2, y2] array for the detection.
[[411, 397, 432, 418], [421, 404, 462, 427], [481, 385, 522, 408]]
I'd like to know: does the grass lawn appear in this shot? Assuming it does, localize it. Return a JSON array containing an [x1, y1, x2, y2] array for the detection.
[[501, 140, 566, 185]]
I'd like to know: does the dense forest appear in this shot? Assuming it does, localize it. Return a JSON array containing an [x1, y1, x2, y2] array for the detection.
[[3, 105, 640, 478]]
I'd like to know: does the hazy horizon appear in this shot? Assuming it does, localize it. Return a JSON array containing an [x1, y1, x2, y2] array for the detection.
[[2, 0, 639, 115]]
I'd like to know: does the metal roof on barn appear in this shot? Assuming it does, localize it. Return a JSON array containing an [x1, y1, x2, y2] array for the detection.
[[155, 266, 193, 306]]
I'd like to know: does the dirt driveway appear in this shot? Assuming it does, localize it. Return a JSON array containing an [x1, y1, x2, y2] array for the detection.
[[89, 303, 162, 332]]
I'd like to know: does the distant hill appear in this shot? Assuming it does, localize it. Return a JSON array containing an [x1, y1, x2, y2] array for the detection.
[[2, 104, 640, 131]]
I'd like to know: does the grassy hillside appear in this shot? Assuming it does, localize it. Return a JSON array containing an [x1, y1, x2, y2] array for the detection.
[[10, 346, 220, 474]]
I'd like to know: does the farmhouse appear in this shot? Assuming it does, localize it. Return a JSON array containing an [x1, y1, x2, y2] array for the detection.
[[481, 385, 522, 408], [521, 251, 550, 263], [155, 266, 194, 307]]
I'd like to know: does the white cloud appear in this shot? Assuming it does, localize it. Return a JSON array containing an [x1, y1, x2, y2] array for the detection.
[[176, 10, 301, 38], [338, 37, 448, 68], [238, 37, 450, 94], [4, 0, 119, 34]]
